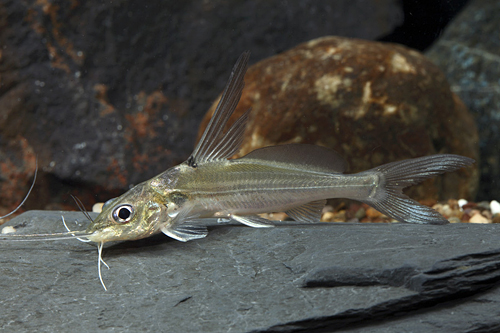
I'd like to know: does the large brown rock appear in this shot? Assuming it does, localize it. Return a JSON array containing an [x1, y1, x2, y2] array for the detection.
[[199, 36, 479, 201]]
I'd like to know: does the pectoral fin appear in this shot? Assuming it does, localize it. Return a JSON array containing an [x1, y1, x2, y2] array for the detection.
[[161, 223, 208, 242], [231, 214, 275, 228], [161, 205, 208, 242], [285, 200, 326, 223]]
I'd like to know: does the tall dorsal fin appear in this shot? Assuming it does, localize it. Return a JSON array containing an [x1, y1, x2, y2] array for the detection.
[[237, 144, 347, 173], [187, 51, 250, 167]]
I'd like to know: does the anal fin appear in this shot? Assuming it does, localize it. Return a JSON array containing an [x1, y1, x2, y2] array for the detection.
[[231, 215, 275, 228], [285, 200, 326, 223]]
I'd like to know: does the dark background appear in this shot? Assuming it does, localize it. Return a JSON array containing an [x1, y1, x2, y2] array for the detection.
[[0, 0, 473, 214]]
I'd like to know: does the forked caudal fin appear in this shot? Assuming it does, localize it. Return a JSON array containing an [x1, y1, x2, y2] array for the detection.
[[361, 154, 475, 224]]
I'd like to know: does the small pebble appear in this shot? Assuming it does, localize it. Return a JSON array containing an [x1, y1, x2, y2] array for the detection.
[[482, 210, 493, 220], [469, 212, 491, 224], [458, 199, 468, 210], [441, 204, 452, 217], [365, 207, 382, 219], [354, 207, 366, 220], [470, 209, 481, 216], [432, 203, 443, 214], [322, 205, 334, 214], [264, 212, 287, 221], [1, 226, 16, 234], [462, 202, 478, 210], [322, 210, 346, 222], [477, 201, 491, 210], [490, 200, 500, 215], [92, 203, 104, 213], [447, 199, 459, 210], [461, 212, 472, 222], [322, 212, 335, 222]]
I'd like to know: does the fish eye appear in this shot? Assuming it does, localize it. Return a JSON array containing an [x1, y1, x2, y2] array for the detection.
[[112, 204, 134, 223]]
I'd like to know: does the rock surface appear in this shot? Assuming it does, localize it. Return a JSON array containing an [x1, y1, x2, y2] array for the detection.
[[1, 211, 500, 332], [199, 36, 479, 201], [0, 137, 36, 216], [0, 0, 403, 214], [426, 0, 500, 202]]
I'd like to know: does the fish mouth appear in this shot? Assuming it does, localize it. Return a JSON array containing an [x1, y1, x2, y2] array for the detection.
[[84, 227, 162, 243], [85, 230, 114, 243]]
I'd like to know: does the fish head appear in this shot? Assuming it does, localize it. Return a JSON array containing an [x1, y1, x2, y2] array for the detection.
[[85, 181, 168, 243]]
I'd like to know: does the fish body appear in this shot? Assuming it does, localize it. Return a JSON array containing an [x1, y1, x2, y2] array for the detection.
[[85, 51, 474, 245], [159, 150, 372, 218]]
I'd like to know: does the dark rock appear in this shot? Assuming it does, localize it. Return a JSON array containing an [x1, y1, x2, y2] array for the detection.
[[378, 0, 470, 51], [0, 0, 403, 214], [199, 36, 479, 201], [0, 136, 36, 216], [425, 0, 500, 202], [2, 211, 500, 332]]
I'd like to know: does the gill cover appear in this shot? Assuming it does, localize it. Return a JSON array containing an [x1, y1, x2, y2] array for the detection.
[[85, 182, 168, 243]]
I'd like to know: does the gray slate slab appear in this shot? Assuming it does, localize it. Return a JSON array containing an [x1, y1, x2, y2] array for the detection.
[[1, 211, 500, 332]]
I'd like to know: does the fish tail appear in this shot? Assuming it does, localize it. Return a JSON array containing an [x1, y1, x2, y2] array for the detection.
[[361, 154, 474, 224]]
